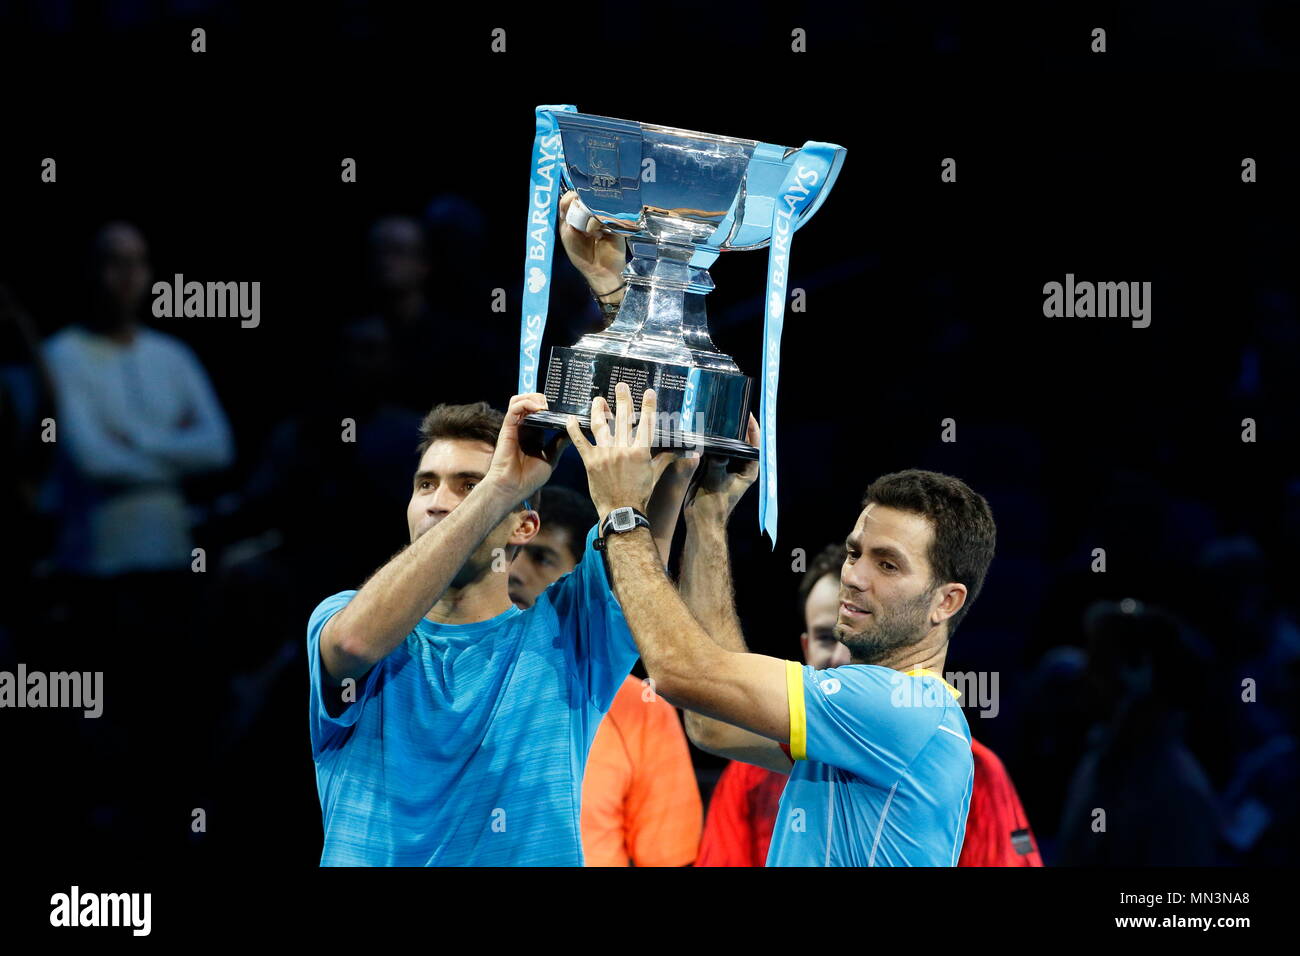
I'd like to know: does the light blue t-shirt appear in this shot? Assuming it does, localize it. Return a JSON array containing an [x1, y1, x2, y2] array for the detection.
[[307, 524, 638, 866], [767, 663, 974, 867]]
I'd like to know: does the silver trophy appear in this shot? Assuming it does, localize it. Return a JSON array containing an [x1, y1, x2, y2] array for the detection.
[[524, 111, 842, 459]]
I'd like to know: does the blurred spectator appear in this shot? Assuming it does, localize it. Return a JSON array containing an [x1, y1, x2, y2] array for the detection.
[[1055, 600, 1222, 865], [232, 314, 420, 589], [509, 484, 703, 866], [365, 209, 517, 412], [35, 221, 234, 860], [423, 195, 487, 283], [368, 215, 431, 330], [41, 221, 233, 576], [427, 192, 603, 402], [362, 215, 437, 412]]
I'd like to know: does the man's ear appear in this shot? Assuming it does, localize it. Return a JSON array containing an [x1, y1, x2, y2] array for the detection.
[[799, 632, 810, 659], [507, 509, 541, 547], [933, 582, 967, 626]]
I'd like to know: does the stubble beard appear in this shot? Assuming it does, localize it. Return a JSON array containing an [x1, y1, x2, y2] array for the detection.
[[835, 586, 935, 666]]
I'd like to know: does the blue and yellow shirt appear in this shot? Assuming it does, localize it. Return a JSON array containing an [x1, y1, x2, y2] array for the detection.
[[767, 663, 974, 867]]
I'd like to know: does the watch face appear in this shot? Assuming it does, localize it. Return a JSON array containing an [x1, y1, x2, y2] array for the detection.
[[611, 508, 635, 532]]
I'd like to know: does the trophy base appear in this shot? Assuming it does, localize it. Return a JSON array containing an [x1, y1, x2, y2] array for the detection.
[[524, 346, 758, 461], [522, 410, 759, 461]]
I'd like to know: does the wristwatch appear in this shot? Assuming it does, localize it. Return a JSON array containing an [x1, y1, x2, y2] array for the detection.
[[593, 507, 650, 551]]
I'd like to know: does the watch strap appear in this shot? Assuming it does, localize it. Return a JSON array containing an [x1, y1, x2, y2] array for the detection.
[[594, 508, 650, 550]]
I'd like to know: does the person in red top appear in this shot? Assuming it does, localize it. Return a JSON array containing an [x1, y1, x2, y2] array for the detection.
[[694, 748, 785, 867], [696, 542, 1042, 867], [962, 737, 1042, 866]]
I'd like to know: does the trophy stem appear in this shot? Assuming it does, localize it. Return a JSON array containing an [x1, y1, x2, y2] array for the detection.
[[580, 239, 737, 373]]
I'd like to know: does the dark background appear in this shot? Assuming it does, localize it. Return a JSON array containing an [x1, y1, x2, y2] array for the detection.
[[1, 0, 1297, 870]]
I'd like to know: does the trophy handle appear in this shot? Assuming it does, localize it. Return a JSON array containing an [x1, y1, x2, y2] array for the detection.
[[791, 142, 848, 232]]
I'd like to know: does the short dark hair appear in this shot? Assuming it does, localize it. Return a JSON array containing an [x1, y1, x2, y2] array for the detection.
[[797, 541, 847, 613], [861, 469, 996, 638], [416, 401, 502, 459], [532, 485, 597, 560]]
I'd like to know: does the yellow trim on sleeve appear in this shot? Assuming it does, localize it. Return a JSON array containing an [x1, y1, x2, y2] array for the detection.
[[786, 660, 807, 761]]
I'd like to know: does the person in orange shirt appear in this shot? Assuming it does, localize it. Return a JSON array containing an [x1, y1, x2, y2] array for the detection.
[[510, 484, 702, 866], [696, 542, 1042, 867], [580, 673, 703, 866]]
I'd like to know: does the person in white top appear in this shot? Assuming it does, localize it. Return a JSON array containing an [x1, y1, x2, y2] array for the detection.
[[42, 221, 234, 577]]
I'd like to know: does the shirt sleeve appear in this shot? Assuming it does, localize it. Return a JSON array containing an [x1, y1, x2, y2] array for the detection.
[[786, 662, 955, 787], [548, 523, 640, 713], [624, 695, 702, 867], [306, 590, 385, 758]]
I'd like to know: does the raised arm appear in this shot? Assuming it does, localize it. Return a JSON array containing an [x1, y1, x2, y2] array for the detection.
[[677, 431, 794, 772], [645, 454, 698, 569], [565, 385, 791, 751], [322, 392, 567, 683], [559, 189, 627, 312], [562, 191, 691, 568]]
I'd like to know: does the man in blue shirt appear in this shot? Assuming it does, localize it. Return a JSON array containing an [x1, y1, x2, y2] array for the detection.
[[307, 393, 691, 865], [566, 384, 998, 866]]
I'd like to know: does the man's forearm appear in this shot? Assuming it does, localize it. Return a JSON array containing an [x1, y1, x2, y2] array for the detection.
[[646, 461, 694, 569], [604, 527, 716, 693], [679, 513, 748, 652], [679, 514, 752, 744], [571, 385, 791, 749], [604, 527, 789, 748], [325, 480, 517, 677]]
